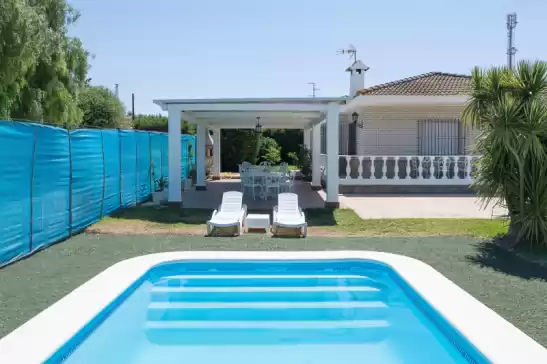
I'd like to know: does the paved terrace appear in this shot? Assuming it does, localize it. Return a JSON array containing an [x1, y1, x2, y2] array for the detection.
[[181, 180, 327, 210], [182, 180, 506, 219]]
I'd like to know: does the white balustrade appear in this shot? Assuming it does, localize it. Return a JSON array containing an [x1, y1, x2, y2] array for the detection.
[[345, 156, 351, 179], [405, 157, 411, 180], [337, 155, 480, 186]]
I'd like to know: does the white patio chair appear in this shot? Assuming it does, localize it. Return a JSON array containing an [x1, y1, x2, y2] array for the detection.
[[272, 193, 307, 237], [262, 174, 280, 200], [279, 162, 289, 174], [207, 191, 247, 236], [278, 170, 295, 193], [241, 171, 261, 200]]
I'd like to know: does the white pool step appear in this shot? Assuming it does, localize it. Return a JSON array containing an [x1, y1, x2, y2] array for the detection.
[[147, 301, 387, 309], [145, 320, 390, 329], [150, 286, 380, 293], [160, 274, 371, 280]]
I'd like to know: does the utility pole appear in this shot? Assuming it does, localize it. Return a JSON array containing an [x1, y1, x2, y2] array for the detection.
[[131, 93, 135, 120], [308, 82, 319, 98], [115, 84, 119, 98], [507, 13, 518, 69]]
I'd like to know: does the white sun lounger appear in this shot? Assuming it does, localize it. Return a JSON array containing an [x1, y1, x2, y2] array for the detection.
[[207, 191, 247, 236], [272, 193, 307, 237]]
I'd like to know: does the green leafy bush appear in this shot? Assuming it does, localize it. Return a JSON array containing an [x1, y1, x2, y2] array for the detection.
[[257, 137, 281, 164], [78, 86, 124, 128]]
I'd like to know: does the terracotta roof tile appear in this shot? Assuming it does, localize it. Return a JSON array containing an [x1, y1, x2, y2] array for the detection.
[[359, 72, 472, 96]]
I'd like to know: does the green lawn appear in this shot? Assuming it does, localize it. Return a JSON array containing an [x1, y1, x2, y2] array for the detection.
[[1, 234, 546, 347], [90, 205, 508, 238]]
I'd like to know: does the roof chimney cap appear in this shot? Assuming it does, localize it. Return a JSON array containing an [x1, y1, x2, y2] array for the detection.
[[346, 60, 370, 73]]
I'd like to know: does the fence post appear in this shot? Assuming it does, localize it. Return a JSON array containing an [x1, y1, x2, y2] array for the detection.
[[118, 129, 123, 208], [100, 130, 106, 217], [149, 132, 153, 196], [29, 128, 37, 252], [135, 132, 139, 205], [68, 129, 73, 237]]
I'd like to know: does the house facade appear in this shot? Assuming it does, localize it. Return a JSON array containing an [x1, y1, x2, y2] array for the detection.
[[316, 69, 479, 191]]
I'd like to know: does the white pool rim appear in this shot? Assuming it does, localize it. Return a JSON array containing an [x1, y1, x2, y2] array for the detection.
[[0, 251, 545, 363]]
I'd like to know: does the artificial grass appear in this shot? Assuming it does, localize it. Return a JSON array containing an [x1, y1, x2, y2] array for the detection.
[[91, 205, 508, 238], [0, 234, 546, 347]]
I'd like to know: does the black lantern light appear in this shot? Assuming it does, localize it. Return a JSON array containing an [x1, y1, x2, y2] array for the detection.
[[352, 111, 364, 128], [255, 116, 262, 133]]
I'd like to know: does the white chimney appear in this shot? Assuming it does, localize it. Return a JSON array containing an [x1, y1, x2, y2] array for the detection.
[[346, 60, 369, 97]]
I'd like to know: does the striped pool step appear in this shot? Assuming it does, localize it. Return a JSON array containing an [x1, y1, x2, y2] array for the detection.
[[143, 320, 392, 345], [146, 301, 389, 321], [145, 319, 390, 329], [153, 275, 385, 289]]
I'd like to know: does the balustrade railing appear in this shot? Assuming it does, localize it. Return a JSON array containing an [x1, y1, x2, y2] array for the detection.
[[335, 155, 480, 185]]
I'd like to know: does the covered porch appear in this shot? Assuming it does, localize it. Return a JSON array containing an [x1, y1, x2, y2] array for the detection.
[[153, 97, 348, 208]]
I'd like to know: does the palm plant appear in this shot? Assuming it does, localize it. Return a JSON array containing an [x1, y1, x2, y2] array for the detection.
[[462, 61, 547, 246]]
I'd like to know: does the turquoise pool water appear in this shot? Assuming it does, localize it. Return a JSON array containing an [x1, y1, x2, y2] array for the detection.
[[51, 260, 486, 363]]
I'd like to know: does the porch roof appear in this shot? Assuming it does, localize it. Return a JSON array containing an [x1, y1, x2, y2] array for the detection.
[[153, 97, 348, 129]]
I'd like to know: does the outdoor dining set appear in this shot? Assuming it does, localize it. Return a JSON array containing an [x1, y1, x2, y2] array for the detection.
[[238, 161, 296, 200]]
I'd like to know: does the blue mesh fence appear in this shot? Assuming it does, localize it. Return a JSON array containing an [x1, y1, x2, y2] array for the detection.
[[0, 121, 196, 267]]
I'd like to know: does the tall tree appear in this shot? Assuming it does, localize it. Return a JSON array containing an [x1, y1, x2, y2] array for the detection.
[[1, 0, 89, 126], [0, 0, 44, 119], [462, 61, 547, 246], [78, 86, 125, 128], [133, 114, 196, 134]]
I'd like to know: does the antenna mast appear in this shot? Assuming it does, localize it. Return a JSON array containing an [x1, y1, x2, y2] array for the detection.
[[337, 45, 357, 63], [308, 82, 319, 98], [507, 13, 517, 69]]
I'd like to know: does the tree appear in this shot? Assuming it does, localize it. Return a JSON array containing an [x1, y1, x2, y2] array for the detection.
[[263, 129, 302, 163], [0, 0, 89, 125], [133, 114, 196, 134], [257, 136, 281, 164], [462, 61, 547, 246], [77, 86, 125, 128], [0, 0, 45, 118], [221, 129, 260, 171]]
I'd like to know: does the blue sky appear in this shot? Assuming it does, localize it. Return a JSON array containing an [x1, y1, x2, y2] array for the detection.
[[70, 0, 547, 114]]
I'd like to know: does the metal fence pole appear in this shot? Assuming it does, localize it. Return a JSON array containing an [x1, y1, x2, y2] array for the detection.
[[29, 128, 37, 252], [100, 130, 106, 217], [135, 133, 139, 205], [68, 129, 73, 237], [148, 132, 153, 196], [118, 129, 123, 208]]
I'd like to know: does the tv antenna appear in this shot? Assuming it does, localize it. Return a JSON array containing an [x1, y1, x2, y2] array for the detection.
[[507, 13, 518, 69], [337, 44, 357, 63], [308, 82, 320, 98]]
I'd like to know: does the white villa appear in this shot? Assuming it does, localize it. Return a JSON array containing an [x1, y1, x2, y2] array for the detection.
[[154, 60, 477, 208]]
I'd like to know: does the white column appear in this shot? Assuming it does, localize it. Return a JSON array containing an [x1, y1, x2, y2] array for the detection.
[[167, 105, 182, 203], [196, 123, 207, 190], [303, 128, 311, 150], [326, 103, 340, 207], [311, 122, 322, 189], [212, 128, 221, 179]]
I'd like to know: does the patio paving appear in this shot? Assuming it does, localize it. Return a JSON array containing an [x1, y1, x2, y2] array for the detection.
[[340, 194, 507, 219], [182, 180, 326, 209]]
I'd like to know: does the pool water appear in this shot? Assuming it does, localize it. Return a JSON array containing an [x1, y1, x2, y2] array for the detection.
[[53, 260, 485, 364]]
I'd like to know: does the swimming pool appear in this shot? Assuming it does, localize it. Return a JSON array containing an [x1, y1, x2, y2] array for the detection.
[[1, 252, 546, 363]]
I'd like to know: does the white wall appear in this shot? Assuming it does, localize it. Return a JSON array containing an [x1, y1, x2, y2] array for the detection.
[[353, 105, 478, 155]]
